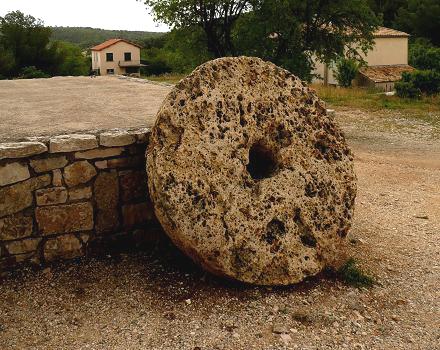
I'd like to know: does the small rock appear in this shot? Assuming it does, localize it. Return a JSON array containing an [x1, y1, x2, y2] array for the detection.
[[280, 333, 292, 343], [272, 323, 289, 334], [185, 299, 192, 305]]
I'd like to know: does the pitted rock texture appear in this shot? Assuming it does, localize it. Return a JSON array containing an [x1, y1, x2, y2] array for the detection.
[[147, 57, 356, 285]]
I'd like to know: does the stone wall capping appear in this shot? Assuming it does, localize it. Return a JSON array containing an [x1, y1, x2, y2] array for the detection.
[[74, 147, 124, 160], [0, 142, 48, 160], [49, 134, 98, 153], [99, 131, 136, 147]]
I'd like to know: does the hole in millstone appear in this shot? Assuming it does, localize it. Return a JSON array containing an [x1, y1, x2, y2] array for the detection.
[[246, 142, 277, 180]]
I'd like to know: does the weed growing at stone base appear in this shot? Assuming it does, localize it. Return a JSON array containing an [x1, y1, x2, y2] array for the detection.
[[338, 258, 375, 288]]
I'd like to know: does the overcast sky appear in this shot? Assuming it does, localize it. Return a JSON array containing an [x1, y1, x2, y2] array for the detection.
[[0, 0, 169, 32]]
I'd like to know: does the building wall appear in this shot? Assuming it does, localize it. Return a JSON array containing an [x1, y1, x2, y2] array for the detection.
[[0, 128, 164, 273], [92, 42, 141, 76], [312, 36, 408, 86], [363, 37, 408, 66]]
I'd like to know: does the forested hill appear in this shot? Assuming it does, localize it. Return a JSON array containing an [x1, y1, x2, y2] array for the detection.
[[50, 26, 165, 49]]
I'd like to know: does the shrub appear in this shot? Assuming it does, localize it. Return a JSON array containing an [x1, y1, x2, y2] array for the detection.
[[335, 58, 359, 87], [395, 81, 422, 99], [19, 66, 49, 79], [397, 70, 440, 98], [338, 258, 375, 288]]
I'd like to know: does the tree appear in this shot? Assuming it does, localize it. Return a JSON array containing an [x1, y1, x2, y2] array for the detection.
[[0, 11, 52, 77], [235, 0, 379, 80], [335, 58, 359, 87], [52, 41, 89, 76], [394, 0, 440, 46], [142, 0, 254, 57], [367, 0, 406, 27], [409, 39, 440, 72]]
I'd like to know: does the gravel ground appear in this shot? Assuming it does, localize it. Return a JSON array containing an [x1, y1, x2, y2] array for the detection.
[[0, 108, 439, 349], [0, 76, 171, 142]]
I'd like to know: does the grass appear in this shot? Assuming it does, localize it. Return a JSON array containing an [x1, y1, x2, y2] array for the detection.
[[143, 73, 186, 84], [337, 258, 375, 288], [311, 84, 440, 114]]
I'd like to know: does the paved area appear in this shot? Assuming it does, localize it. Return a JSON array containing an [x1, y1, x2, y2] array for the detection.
[[0, 76, 172, 142], [0, 107, 439, 349]]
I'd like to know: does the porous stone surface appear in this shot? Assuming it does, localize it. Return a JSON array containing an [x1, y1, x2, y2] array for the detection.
[[147, 57, 356, 285], [49, 134, 98, 153], [0, 142, 47, 160], [0, 214, 33, 240]]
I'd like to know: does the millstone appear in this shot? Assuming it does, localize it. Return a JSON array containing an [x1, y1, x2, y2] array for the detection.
[[147, 57, 356, 285]]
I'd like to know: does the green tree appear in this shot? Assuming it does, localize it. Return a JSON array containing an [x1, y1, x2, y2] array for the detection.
[[236, 0, 379, 80], [394, 0, 440, 46], [367, 0, 406, 26], [142, 0, 254, 57], [53, 41, 90, 76], [409, 39, 440, 71], [335, 58, 360, 87], [0, 11, 53, 77]]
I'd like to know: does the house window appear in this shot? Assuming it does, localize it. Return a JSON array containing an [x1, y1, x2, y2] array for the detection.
[[107, 69, 114, 75], [124, 52, 132, 61], [106, 53, 113, 62]]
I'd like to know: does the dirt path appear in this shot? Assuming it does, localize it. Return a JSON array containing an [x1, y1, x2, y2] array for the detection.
[[0, 108, 439, 350]]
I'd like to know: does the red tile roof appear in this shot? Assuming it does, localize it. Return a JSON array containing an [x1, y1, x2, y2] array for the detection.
[[359, 65, 415, 83], [373, 27, 410, 38], [90, 38, 142, 51]]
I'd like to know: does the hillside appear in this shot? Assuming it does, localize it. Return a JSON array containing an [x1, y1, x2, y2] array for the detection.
[[50, 26, 165, 49]]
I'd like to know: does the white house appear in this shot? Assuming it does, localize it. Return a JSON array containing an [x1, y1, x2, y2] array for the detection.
[[313, 27, 414, 91], [91, 39, 144, 76]]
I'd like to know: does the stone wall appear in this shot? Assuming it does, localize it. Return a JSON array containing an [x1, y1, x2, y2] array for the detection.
[[0, 128, 162, 272]]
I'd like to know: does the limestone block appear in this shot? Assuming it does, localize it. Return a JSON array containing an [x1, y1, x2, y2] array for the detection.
[[99, 131, 136, 147], [0, 175, 51, 217], [0, 142, 47, 160], [63, 161, 97, 187], [94, 171, 119, 233], [75, 147, 124, 159], [6, 238, 41, 255], [107, 156, 143, 169], [119, 170, 147, 202], [44, 234, 83, 262], [49, 134, 98, 153], [35, 202, 94, 235], [122, 202, 153, 227], [35, 187, 68, 206], [30, 156, 68, 173], [0, 214, 33, 240], [95, 160, 108, 169], [147, 57, 357, 285], [0, 162, 30, 186], [69, 186, 92, 201], [52, 169, 63, 186], [130, 128, 150, 143]]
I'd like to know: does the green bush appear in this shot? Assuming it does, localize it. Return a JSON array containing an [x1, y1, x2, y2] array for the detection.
[[19, 66, 50, 79], [409, 39, 440, 71], [335, 58, 359, 87], [395, 81, 422, 99], [396, 70, 440, 98]]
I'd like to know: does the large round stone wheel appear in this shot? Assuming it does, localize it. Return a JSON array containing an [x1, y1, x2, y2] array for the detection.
[[147, 57, 356, 285]]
